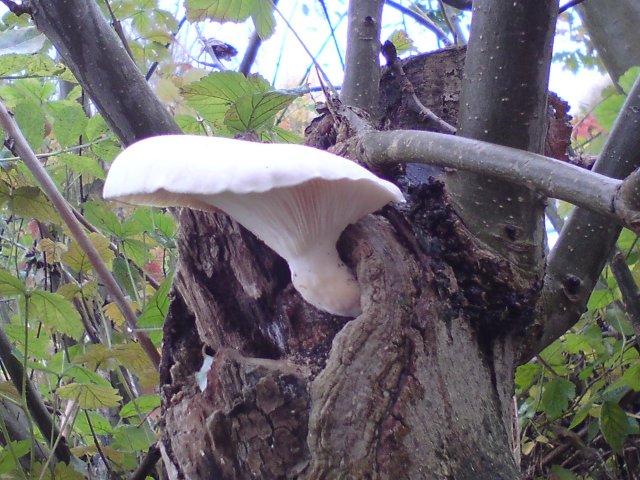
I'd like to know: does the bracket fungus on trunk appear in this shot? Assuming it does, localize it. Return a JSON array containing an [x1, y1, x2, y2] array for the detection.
[[103, 135, 404, 317]]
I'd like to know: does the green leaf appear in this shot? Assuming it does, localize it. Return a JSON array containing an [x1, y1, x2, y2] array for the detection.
[[73, 411, 114, 436], [225, 90, 299, 132], [0, 268, 26, 295], [13, 100, 45, 149], [0, 439, 31, 475], [587, 288, 617, 311], [185, 0, 275, 39], [138, 274, 173, 344], [4, 324, 52, 360], [82, 201, 123, 237], [541, 378, 575, 418], [56, 382, 122, 409], [599, 401, 629, 454], [550, 464, 578, 480], [619, 66, 640, 94], [61, 232, 114, 274], [9, 186, 60, 223], [47, 101, 88, 147], [621, 363, 640, 391], [183, 71, 255, 124], [387, 30, 415, 55], [120, 394, 160, 418], [112, 424, 155, 452], [57, 153, 106, 180], [515, 363, 541, 391], [0, 27, 46, 56], [64, 365, 112, 388], [29, 290, 84, 340]]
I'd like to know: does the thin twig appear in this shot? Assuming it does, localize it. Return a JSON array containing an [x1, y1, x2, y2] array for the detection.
[[0, 0, 32, 15], [0, 100, 160, 370], [385, 0, 452, 46], [129, 444, 161, 480], [146, 15, 187, 81], [271, 2, 337, 96], [0, 326, 73, 463], [381, 41, 456, 133], [85, 411, 112, 474], [560, 0, 587, 14], [103, 0, 135, 61], [319, 0, 345, 69]]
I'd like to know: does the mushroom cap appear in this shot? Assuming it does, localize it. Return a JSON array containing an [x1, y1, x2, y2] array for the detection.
[[103, 135, 405, 316], [104, 135, 404, 255]]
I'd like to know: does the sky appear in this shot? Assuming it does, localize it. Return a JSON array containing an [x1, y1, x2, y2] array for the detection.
[[162, 0, 610, 115]]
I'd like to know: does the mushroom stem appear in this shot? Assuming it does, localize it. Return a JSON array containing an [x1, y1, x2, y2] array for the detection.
[[287, 239, 361, 317]]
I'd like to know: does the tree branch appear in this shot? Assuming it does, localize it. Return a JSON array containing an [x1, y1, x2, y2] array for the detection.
[[444, 0, 557, 275], [362, 130, 640, 229], [536, 76, 640, 355], [29, 0, 181, 147], [341, 0, 384, 115], [0, 100, 160, 370]]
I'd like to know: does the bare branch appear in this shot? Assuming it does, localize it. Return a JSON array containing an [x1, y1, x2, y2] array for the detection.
[[362, 130, 635, 226], [0, 101, 160, 369], [29, 0, 181, 146], [380, 41, 456, 133]]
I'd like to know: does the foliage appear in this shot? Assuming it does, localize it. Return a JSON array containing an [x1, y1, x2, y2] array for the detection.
[[0, 0, 637, 478], [518, 68, 640, 479]]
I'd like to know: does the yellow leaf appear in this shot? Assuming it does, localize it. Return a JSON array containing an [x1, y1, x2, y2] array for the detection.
[[38, 238, 65, 263], [56, 382, 122, 408], [61, 232, 114, 274]]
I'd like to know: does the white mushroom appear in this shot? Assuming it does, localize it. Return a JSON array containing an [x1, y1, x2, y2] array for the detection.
[[103, 135, 405, 317]]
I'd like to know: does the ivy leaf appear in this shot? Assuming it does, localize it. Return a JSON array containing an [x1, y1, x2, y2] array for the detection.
[[29, 290, 84, 340], [541, 378, 575, 419], [61, 232, 113, 274], [224, 90, 300, 132], [599, 401, 629, 454], [185, 0, 275, 39], [0, 27, 46, 56], [56, 382, 122, 409], [0, 268, 26, 296], [47, 100, 88, 147]]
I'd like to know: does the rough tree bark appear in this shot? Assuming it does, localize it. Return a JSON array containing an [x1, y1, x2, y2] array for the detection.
[[26, 0, 627, 479]]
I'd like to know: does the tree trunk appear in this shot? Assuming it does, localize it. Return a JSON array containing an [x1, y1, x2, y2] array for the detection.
[[578, 0, 640, 85], [158, 45, 534, 477], [160, 187, 528, 478]]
